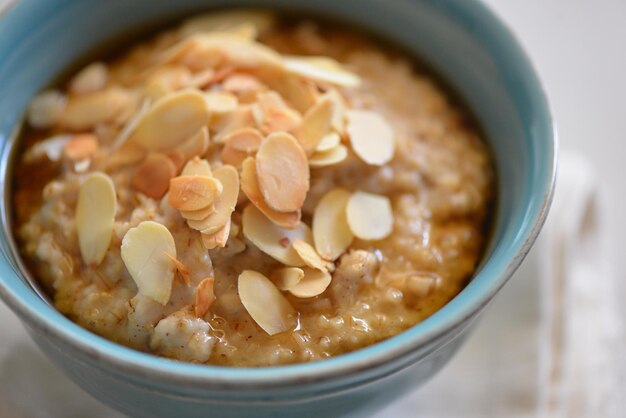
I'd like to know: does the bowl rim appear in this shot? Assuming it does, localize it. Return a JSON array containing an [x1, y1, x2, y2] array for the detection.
[[0, 0, 557, 390]]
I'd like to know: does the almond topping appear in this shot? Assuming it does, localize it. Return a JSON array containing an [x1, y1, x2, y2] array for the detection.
[[270, 267, 304, 290], [181, 205, 215, 221], [165, 254, 191, 286], [284, 56, 361, 88], [212, 106, 256, 143], [294, 95, 334, 154], [346, 191, 393, 240], [63, 134, 99, 161], [69, 62, 108, 95], [240, 157, 300, 228], [308, 144, 348, 168], [60, 88, 136, 130], [168, 175, 223, 211], [316, 132, 341, 152], [128, 90, 210, 151], [165, 149, 186, 174], [221, 128, 263, 167], [181, 157, 212, 177], [223, 74, 266, 95], [313, 188, 354, 261], [238, 270, 296, 335], [205, 91, 238, 114], [241, 204, 311, 266], [27, 90, 66, 129], [121, 221, 176, 305], [292, 239, 328, 271], [201, 218, 231, 249], [176, 126, 209, 160], [288, 268, 332, 298], [180, 10, 275, 38], [186, 165, 239, 234], [133, 153, 177, 199], [346, 110, 395, 166], [256, 132, 309, 213], [76, 172, 117, 265], [194, 276, 216, 318]]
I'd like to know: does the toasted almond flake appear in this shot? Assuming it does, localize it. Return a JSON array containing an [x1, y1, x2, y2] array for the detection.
[[144, 66, 192, 101], [346, 110, 395, 166], [165, 149, 186, 173], [260, 106, 302, 135], [128, 90, 209, 151], [181, 157, 212, 177], [346, 191, 393, 240], [240, 157, 301, 228], [181, 205, 215, 221], [187, 68, 216, 89], [180, 10, 275, 38], [256, 132, 309, 213], [60, 88, 136, 130], [238, 270, 296, 335], [288, 268, 332, 298], [111, 98, 152, 150], [165, 253, 191, 286], [27, 90, 67, 129], [221, 128, 263, 167], [293, 95, 334, 154], [168, 175, 223, 211], [121, 221, 176, 305], [315, 132, 341, 152], [292, 239, 328, 271], [176, 126, 209, 159], [212, 106, 256, 143], [323, 89, 347, 133], [308, 144, 348, 168], [205, 91, 238, 114], [201, 217, 231, 249], [69, 62, 108, 95], [194, 276, 216, 318], [106, 141, 146, 170], [242, 204, 311, 266], [270, 267, 304, 290], [132, 153, 177, 199], [23, 135, 71, 163], [63, 134, 99, 161], [76, 172, 117, 265], [284, 56, 361, 88], [223, 74, 266, 95], [313, 188, 354, 261], [186, 165, 239, 234], [269, 76, 319, 114]]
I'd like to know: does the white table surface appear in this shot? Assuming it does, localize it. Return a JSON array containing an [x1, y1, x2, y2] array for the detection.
[[1, 1, 624, 417]]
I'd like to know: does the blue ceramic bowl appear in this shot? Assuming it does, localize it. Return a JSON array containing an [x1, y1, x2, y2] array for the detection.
[[0, 1, 556, 417]]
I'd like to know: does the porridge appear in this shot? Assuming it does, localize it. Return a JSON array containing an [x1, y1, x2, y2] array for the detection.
[[13, 11, 493, 366]]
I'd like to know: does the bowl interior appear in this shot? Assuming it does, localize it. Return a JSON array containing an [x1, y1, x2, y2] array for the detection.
[[0, 0, 555, 387]]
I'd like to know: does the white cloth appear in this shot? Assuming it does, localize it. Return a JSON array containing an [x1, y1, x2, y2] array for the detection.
[[0, 153, 621, 418]]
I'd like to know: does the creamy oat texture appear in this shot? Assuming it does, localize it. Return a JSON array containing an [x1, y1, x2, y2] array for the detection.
[[14, 11, 493, 366]]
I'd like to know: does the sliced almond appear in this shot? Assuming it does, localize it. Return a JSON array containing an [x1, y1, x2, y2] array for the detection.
[[223, 74, 266, 95], [260, 106, 302, 135], [128, 90, 209, 151], [144, 66, 192, 101], [309, 144, 348, 168], [212, 106, 256, 143], [242, 204, 312, 266], [27, 90, 66, 129], [165, 149, 186, 173], [256, 132, 309, 213], [322, 89, 347, 133], [176, 126, 209, 160], [221, 128, 263, 167], [106, 141, 146, 170], [205, 91, 238, 114], [168, 175, 223, 211], [288, 267, 332, 298], [121, 221, 176, 305], [269, 75, 318, 114], [186, 68, 216, 89], [181, 205, 215, 221], [76, 172, 117, 265], [293, 95, 334, 154], [194, 276, 216, 318], [240, 157, 301, 228], [313, 188, 354, 261], [133, 153, 177, 199], [181, 157, 212, 177], [165, 253, 191, 285], [270, 267, 304, 290], [69, 62, 108, 95], [180, 10, 275, 38], [346, 191, 393, 240], [186, 165, 239, 234], [60, 88, 136, 130], [63, 134, 99, 161], [284, 56, 361, 88], [315, 132, 341, 152], [201, 217, 231, 249], [346, 110, 395, 166], [22, 135, 71, 163], [238, 270, 296, 335], [292, 239, 328, 271]]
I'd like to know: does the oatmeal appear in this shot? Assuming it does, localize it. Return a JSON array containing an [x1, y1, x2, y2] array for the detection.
[[13, 11, 493, 366]]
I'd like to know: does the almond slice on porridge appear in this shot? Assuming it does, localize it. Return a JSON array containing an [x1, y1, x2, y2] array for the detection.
[[168, 175, 223, 211], [346, 109, 395, 166], [201, 217, 231, 250], [312, 188, 354, 261], [194, 276, 216, 318], [63, 134, 99, 161], [270, 267, 304, 291], [308, 144, 348, 168], [221, 127, 263, 167], [133, 153, 178, 199], [75, 172, 117, 265], [345, 191, 393, 240], [238, 270, 297, 335], [287, 267, 332, 298], [284, 56, 361, 88], [293, 95, 335, 154], [292, 239, 329, 272], [176, 126, 210, 160]]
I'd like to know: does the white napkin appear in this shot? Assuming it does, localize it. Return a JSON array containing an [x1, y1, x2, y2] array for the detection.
[[0, 153, 621, 418]]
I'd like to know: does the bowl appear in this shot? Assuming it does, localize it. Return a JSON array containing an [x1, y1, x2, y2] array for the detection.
[[0, 0, 556, 417]]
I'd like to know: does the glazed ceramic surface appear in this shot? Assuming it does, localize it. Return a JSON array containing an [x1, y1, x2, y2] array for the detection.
[[0, 1, 556, 417]]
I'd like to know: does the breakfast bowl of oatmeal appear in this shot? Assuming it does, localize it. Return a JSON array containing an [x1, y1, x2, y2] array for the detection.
[[0, 1, 555, 417]]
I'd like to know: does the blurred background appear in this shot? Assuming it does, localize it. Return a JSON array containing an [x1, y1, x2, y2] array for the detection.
[[0, 0, 624, 417]]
